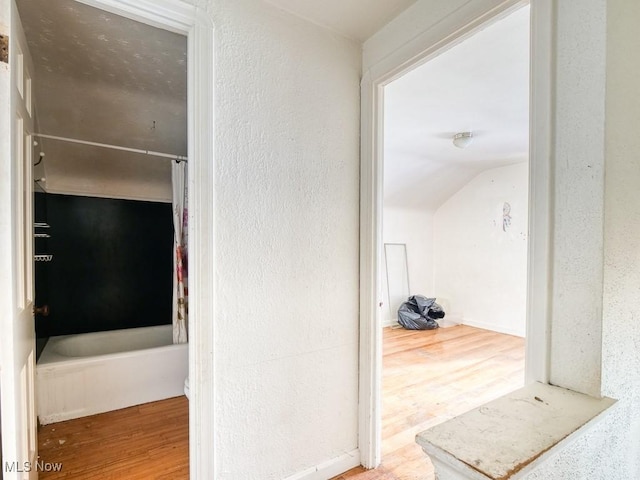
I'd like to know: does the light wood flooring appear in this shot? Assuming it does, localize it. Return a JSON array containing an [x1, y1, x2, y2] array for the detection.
[[37, 325, 523, 480], [38, 396, 189, 479], [333, 325, 525, 480]]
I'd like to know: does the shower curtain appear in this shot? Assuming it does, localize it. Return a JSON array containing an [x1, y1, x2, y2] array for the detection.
[[172, 161, 188, 344]]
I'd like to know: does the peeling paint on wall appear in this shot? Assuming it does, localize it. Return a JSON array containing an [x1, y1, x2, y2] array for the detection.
[[503, 202, 512, 232]]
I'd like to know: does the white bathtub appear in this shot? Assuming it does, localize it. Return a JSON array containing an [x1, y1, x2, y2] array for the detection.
[[36, 324, 188, 425]]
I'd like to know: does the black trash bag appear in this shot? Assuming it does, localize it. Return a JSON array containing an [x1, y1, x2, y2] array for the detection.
[[397, 295, 445, 330], [427, 302, 445, 320]]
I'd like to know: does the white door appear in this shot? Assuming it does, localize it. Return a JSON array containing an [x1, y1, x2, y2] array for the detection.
[[0, 1, 38, 479]]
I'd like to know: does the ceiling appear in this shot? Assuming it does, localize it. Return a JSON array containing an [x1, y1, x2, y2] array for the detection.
[[264, 0, 418, 42], [384, 6, 530, 210], [16, 0, 187, 197], [16, 0, 417, 198], [16, 0, 527, 208]]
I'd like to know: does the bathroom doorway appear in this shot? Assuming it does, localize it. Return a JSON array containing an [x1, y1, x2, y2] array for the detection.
[[9, 0, 210, 476]]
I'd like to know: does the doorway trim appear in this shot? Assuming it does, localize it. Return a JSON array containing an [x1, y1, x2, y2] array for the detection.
[[358, 0, 552, 468], [74, 0, 216, 477]]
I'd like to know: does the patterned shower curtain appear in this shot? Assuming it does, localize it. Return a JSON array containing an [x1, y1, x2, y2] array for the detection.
[[172, 161, 188, 344]]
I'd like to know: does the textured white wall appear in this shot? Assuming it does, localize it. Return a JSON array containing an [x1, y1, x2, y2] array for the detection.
[[433, 163, 528, 337], [212, 0, 361, 478], [522, 1, 640, 478], [601, 0, 640, 470], [548, 0, 607, 398], [382, 207, 435, 325]]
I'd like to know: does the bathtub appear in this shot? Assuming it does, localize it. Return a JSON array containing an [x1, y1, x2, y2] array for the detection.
[[36, 324, 188, 425]]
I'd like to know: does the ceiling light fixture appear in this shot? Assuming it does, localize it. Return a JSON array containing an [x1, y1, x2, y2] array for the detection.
[[453, 131, 474, 149]]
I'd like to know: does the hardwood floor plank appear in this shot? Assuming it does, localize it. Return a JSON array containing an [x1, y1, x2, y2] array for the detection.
[[37, 325, 523, 480], [333, 325, 524, 479], [38, 396, 189, 479]]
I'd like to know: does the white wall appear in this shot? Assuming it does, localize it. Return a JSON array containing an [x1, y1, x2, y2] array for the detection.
[[521, 1, 640, 478], [602, 1, 640, 470], [212, 0, 361, 478], [33, 100, 175, 202], [39, 146, 172, 202], [433, 162, 528, 337], [382, 207, 435, 325], [547, 0, 607, 398]]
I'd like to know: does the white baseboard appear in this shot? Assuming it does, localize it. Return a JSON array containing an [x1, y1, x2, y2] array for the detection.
[[382, 318, 399, 328], [282, 449, 360, 480], [461, 319, 525, 338]]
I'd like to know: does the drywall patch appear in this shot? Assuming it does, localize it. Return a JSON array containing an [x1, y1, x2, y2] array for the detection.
[[0, 34, 8, 63]]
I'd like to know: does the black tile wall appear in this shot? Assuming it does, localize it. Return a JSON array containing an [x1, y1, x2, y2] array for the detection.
[[35, 193, 174, 338]]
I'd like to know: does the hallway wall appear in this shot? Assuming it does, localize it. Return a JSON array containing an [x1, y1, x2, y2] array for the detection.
[[522, 1, 640, 477], [211, 0, 361, 478]]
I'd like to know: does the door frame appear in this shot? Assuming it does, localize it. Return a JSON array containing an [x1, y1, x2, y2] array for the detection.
[[3, 0, 216, 478], [358, 0, 552, 468]]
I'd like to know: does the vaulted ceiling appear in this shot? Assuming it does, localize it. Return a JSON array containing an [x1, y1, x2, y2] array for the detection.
[[384, 6, 530, 210]]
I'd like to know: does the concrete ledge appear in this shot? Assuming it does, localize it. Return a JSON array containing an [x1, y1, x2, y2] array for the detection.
[[416, 382, 617, 479]]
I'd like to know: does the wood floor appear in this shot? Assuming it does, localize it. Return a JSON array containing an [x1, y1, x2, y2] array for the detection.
[[332, 325, 525, 480], [38, 396, 189, 479], [37, 325, 523, 480]]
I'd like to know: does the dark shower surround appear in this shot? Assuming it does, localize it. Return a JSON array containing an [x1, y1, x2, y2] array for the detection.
[[35, 192, 173, 338]]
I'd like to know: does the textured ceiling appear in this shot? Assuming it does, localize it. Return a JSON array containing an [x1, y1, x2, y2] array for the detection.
[[264, 0, 417, 42], [16, 0, 187, 189], [384, 6, 530, 210]]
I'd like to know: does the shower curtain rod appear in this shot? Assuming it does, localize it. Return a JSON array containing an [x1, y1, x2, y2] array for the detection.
[[33, 133, 188, 163]]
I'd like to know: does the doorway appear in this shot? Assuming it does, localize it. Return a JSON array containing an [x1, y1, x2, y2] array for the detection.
[[378, 6, 530, 476], [2, 0, 214, 478], [17, 0, 189, 474], [356, 0, 554, 474], [382, 5, 530, 336]]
